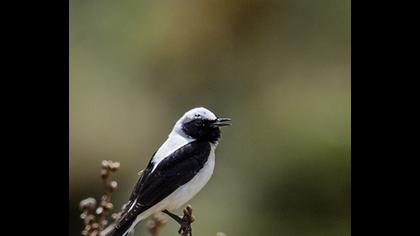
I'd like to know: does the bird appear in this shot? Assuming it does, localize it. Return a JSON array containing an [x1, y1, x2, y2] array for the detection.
[[109, 107, 231, 236]]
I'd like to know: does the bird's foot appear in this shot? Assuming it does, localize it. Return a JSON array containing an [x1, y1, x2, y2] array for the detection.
[[178, 205, 195, 236], [178, 221, 192, 236]]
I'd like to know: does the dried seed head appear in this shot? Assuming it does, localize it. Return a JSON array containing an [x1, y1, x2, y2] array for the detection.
[[109, 181, 118, 191], [81, 229, 89, 236], [102, 202, 113, 210], [84, 215, 96, 225], [102, 160, 110, 169], [101, 195, 108, 202], [80, 198, 97, 211], [110, 162, 120, 171], [91, 222, 100, 230], [80, 212, 89, 219], [96, 206, 104, 215]]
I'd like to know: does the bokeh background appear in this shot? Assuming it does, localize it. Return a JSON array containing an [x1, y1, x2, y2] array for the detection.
[[69, 0, 350, 235]]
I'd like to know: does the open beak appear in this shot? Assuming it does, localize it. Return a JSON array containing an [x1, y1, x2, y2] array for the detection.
[[212, 117, 232, 127]]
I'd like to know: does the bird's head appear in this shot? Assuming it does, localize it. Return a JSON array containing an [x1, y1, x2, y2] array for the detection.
[[172, 107, 231, 143]]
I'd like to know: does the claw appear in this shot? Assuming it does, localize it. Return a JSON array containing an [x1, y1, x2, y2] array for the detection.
[[178, 205, 194, 236], [162, 206, 195, 236], [178, 220, 192, 236]]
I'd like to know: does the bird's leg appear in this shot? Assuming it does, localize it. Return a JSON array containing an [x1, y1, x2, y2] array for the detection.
[[162, 205, 195, 236], [162, 209, 183, 224], [162, 209, 192, 235]]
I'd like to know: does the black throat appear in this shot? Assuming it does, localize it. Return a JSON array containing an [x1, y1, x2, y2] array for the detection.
[[182, 119, 221, 143]]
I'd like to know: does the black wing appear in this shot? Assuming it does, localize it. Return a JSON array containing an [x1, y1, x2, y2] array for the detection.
[[114, 140, 211, 231], [128, 151, 156, 202]]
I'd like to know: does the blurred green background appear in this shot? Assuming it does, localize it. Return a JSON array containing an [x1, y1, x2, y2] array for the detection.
[[69, 0, 350, 235]]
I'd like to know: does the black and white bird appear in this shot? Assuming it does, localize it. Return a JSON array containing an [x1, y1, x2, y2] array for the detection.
[[109, 107, 231, 236]]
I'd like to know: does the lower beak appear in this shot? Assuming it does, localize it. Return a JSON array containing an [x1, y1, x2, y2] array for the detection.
[[212, 117, 232, 127]]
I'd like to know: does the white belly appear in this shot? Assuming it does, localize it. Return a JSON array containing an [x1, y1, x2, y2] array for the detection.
[[166, 151, 215, 210], [131, 144, 216, 227]]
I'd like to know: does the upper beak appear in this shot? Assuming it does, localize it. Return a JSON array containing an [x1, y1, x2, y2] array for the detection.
[[212, 117, 232, 127]]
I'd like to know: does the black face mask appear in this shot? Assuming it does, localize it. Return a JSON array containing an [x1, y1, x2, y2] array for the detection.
[[182, 119, 221, 143]]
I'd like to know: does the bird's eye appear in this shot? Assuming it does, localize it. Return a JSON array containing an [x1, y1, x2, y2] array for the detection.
[[194, 114, 201, 118]]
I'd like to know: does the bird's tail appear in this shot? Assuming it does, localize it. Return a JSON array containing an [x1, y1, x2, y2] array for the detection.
[[108, 217, 136, 236]]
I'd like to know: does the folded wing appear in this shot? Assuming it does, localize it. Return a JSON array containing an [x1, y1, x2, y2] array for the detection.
[[114, 140, 211, 231]]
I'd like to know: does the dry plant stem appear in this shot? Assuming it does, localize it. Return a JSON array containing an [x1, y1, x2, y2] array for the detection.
[[80, 160, 120, 236], [97, 160, 119, 230]]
